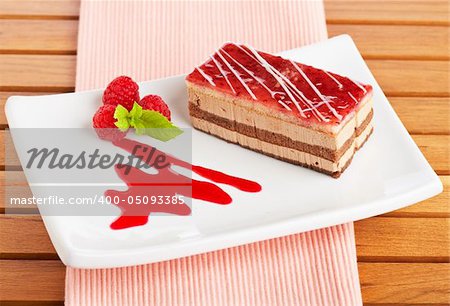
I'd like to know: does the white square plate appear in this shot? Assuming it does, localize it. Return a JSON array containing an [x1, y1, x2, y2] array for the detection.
[[5, 35, 442, 268]]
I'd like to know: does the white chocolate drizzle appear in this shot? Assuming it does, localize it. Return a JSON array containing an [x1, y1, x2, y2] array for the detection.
[[219, 49, 291, 111], [324, 70, 343, 89], [220, 49, 288, 104], [278, 100, 292, 111], [349, 79, 367, 94], [209, 55, 236, 94], [273, 69, 326, 121], [216, 49, 257, 100], [242, 45, 333, 121], [348, 92, 359, 104], [237, 44, 309, 118], [195, 67, 215, 87], [291, 61, 342, 121]]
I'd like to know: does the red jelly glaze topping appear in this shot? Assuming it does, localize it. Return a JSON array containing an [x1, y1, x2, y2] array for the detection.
[[107, 138, 261, 230], [186, 43, 373, 125]]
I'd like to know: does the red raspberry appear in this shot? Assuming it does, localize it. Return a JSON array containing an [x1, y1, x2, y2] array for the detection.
[[139, 95, 171, 120], [92, 104, 126, 142], [102, 76, 140, 111]]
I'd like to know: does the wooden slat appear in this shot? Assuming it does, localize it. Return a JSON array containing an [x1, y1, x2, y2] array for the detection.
[[413, 135, 450, 175], [0, 260, 65, 302], [366, 60, 450, 97], [0, 20, 77, 54], [0, 216, 56, 259], [0, 55, 76, 91], [325, 0, 450, 26], [0, 0, 79, 18], [0, 171, 35, 214], [389, 97, 450, 135], [0, 260, 448, 304], [359, 263, 450, 304], [1, 214, 448, 262], [329, 24, 449, 60], [2, 20, 448, 61], [0, 132, 4, 167], [0, 92, 10, 128], [383, 176, 450, 218], [355, 217, 450, 262], [1, 0, 448, 26], [1, 56, 448, 96]]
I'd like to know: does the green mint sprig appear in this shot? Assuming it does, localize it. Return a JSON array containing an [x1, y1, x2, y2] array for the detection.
[[114, 102, 183, 142]]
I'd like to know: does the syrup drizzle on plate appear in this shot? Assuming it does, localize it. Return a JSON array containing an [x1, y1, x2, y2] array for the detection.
[[106, 138, 261, 230]]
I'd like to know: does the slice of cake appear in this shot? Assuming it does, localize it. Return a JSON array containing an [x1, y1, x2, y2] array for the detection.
[[186, 43, 373, 178]]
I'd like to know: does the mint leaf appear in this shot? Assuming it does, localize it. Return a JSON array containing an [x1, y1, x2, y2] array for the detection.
[[115, 118, 130, 131], [129, 102, 142, 119], [140, 111, 172, 128], [131, 118, 146, 134], [114, 102, 183, 141], [114, 105, 129, 120], [136, 110, 183, 141], [114, 105, 131, 131], [143, 127, 184, 142]]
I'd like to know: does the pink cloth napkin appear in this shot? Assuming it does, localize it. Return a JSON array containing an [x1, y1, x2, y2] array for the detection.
[[67, 1, 362, 305]]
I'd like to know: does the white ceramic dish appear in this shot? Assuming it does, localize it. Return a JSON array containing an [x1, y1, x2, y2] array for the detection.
[[5, 35, 442, 268]]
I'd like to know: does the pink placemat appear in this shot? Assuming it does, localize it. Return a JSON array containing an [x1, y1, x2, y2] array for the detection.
[[67, 1, 362, 305]]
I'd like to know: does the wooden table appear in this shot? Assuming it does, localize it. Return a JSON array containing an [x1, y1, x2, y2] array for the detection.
[[0, 1, 449, 305]]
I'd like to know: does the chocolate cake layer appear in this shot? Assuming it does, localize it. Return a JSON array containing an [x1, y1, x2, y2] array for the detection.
[[356, 110, 373, 137]]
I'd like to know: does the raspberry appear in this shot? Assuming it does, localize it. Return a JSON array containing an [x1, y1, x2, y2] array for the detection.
[[92, 104, 126, 142], [139, 94, 171, 120], [102, 76, 140, 111]]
